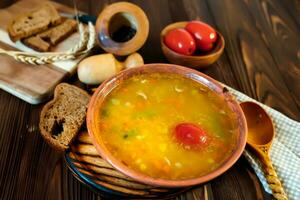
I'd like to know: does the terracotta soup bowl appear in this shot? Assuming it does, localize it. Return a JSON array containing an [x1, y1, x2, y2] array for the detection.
[[87, 64, 247, 187]]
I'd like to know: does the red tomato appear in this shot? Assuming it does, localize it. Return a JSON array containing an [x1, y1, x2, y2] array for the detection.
[[185, 21, 217, 51], [164, 28, 196, 55], [174, 123, 209, 150]]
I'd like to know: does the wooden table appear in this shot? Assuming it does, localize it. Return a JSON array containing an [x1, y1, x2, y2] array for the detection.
[[0, 0, 299, 199]]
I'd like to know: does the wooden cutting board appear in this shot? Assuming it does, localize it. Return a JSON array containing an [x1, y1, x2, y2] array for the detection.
[[0, 0, 87, 104]]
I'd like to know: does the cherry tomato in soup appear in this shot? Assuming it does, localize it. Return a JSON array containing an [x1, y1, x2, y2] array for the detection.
[[174, 123, 209, 150], [185, 21, 217, 51], [164, 28, 196, 55]]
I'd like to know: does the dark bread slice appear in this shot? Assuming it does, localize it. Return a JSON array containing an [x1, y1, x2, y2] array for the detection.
[[7, 3, 62, 42], [39, 83, 90, 151], [39, 19, 77, 45], [23, 19, 77, 52], [23, 36, 50, 52]]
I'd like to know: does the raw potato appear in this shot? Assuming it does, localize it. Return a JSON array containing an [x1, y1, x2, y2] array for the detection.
[[77, 53, 144, 85], [77, 54, 121, 85], [124, 53, 144, 69]]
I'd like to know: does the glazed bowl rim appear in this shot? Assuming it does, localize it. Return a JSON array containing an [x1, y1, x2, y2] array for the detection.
[[87, 63, 247, 187]]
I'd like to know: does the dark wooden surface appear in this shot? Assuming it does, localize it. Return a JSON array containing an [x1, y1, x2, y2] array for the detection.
[[0, 0, 299, 199]]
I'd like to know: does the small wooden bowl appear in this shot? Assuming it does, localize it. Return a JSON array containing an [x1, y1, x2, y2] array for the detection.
[[87, 64, 247, 188], [160, 22, 225, 68]]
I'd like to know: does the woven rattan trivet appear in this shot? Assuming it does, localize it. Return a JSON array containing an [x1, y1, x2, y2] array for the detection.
[[65, 131, 191, 198]]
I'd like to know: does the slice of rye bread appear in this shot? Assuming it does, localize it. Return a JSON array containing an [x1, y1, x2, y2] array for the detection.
[[39, 83, 90, 151], [7, 3, 62, 42], [39, 19, 77, 45], [23, 36, 50, 52], [23, 19, 77, 52]]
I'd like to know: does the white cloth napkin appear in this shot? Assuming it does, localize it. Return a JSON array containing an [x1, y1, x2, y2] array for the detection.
[[227, 86, 300, 200]]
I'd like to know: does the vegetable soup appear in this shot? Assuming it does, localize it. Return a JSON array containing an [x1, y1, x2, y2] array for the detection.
[[97, 73, 239, 180]]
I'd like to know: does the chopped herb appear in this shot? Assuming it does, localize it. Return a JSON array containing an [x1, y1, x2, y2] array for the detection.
[[111, 98, 120, 105], [122, 129, 137, 139], [101, 109, 109, 117], [191, 89, 198, 95], [134, 110, 157, 119], [123, 134, 129, 139]]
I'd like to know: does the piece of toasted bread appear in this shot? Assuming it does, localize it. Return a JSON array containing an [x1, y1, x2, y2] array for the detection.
[[23, 36, 51, 52], [23, 19, 77, 52], [7, 3, 62, 42], [39, 83, 90, 151], [39, 19, 77, 45]]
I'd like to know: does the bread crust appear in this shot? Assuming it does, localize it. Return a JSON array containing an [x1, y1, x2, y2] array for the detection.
[[23, 36, 50, 52], [7, 3, 62, 42], [39, 83, 90, 151], [23, 19, 77, 52], [39, 19, 77, 45]]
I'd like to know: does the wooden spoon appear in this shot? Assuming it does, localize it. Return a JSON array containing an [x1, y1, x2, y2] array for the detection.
[[240, 102, 287, 200]]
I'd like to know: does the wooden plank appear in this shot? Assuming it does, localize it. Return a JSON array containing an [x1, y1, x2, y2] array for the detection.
[[205, 0, 300, 121], [272, 0, 300, 27], [0, 0, 299, 200], [242, 0, 300, 115]]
